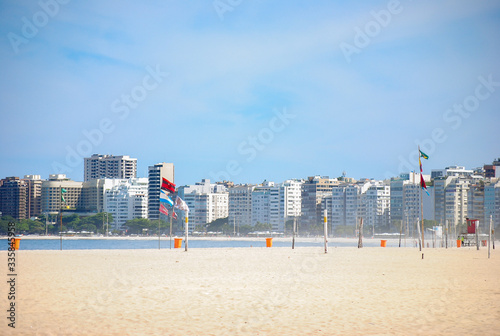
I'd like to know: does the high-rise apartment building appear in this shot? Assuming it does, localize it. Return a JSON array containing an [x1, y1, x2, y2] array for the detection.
[[178, 179, 228, 231], [104, 178, 148, 231], [228, 185, 255, 230], [434, 176, 470, 228], [84, 154, 137, 181], [0, 177, 27, 220], [0, 175, 43, 220], [300, 176, 338, 230], [148, 163, 175, 220]]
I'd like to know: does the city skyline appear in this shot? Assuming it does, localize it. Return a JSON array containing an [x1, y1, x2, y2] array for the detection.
[[1, 1, 500, 187]]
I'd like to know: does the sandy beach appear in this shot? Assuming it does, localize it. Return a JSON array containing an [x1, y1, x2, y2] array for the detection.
[[1, 246, 499, 335]]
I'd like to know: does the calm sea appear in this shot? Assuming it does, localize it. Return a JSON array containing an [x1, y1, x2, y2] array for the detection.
[[9, 237, 406, 250]]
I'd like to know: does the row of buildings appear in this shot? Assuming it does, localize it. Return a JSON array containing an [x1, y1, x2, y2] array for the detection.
[[1, 154, 499, 234]]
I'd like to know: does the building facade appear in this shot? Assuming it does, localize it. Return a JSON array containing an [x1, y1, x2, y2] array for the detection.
[[84, 154, 137, 182], [178, 179, 228, 231], [148, 162, 175, 221], [228, 185, 255, 231], [104, 178, 148, 231]]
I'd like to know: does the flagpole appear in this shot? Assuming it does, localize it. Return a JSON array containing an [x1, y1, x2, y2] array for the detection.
[[185, 214, 189, 252], [60, 185, 63, 251], [418, 146, 425, 248], [158, 218, 161, 250], [169, 207, 173, 249]]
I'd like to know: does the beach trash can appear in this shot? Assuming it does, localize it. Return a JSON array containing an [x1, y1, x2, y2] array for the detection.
[[380, 240, 387, 247], [456, 239, 461, 248], [482, 240, 487, 247], [266, 238, 273, 248], [174, 238, 182, 249], [10, 238, 21, 250]]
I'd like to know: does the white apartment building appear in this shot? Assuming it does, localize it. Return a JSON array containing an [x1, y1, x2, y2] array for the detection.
[[250, 180, 303, 232], [434, 176, 471, 228], [84, 154, 137, 182], [228, 185, 255, 230], [148, 162, 175, 220], [104, 178, 148, 232], [330, 180, 371, 229], [178, 179, 228, 231], [359, 181, 391, 232]]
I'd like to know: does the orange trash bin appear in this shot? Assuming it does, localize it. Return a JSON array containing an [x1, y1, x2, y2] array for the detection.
[[380, 240, 387, 247], [266, 238, 273, 248], [10, 238, 21, 250], [456, 239, 461, 248], [174, 238, 182, 248]]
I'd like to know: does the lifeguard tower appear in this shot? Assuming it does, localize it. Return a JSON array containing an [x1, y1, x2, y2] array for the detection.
[[457, 218, 488, 247]]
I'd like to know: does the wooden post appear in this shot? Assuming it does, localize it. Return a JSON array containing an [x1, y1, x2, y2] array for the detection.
[[399, 219, 402, 248], [59, 208, 63, 251], [417, 217, 422, 251], [445, 220, 448, 249], [185, 214, 189, 252], [358, 218, 363, 248], [292, 217, 296, 249], [489, 216, 492, 259], [323, 209, 328, 254], [158, 218, 161, 250], [476, 220, 480, 251]]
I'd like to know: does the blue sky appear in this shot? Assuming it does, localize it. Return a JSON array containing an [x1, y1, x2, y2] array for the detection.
[[1, 0, 499, 186]]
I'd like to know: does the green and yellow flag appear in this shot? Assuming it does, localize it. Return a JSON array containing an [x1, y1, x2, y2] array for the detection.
[[419, 150, 429, 160], [61, 188, 67, 203]]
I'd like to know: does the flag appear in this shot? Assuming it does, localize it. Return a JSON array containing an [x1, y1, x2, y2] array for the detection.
[[161, 178, 176, 193], [172, 210, 177, 219], [420, 174, 430, 196], [174, 196, 189, 212], [61, 188, 67, 203], [419, 149, 429, 160], [160, 190, 174, 206], [159, 204, 169, 216]]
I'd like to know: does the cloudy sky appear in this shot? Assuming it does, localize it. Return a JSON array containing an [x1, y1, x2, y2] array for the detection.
[[1, 0, 499, 186]]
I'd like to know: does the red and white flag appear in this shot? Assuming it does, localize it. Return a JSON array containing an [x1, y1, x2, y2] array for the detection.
[[159, 204, 169, 216]]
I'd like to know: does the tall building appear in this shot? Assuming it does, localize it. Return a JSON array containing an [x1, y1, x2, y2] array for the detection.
[[41, 174, 84, 213], [84, 154, 137, 182], [0, 175, 43, 220], [104, 178, 148, 231], [0, 177, 27, 220], [434, 176, 470, 228], [484, 179, 500, 231], [178, 179, 228, 231], [228, 185, 255, 230], [330, 180, 371, 229], [148, 162, 175, 221], [300, 176, 338, 230], [390, 173, 421, 231], [431, 166, 473, 179], [359, 181, 391, 231], [24, 175, 43, 218]]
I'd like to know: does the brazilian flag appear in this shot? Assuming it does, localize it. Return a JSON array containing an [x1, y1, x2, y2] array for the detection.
[[419, 150, 429, 160], [61, 188, 67, 203]]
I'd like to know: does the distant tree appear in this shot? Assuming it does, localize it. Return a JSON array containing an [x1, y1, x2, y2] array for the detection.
[[254, 222, 272, 232], [206, 217, 228, 232], [125, 218, 152, 235], [238, 225, 254, 236]]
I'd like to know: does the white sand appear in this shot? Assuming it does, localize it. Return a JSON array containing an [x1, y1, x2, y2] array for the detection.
[[1, 246, 499, 335]]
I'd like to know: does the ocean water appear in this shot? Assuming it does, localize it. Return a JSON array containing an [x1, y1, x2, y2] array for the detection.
[[9, 237, 409, 250]]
